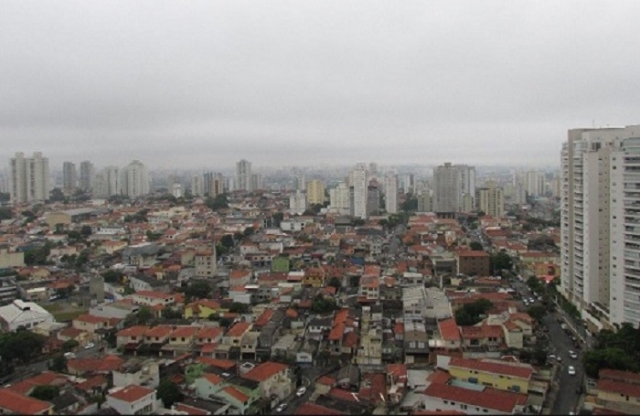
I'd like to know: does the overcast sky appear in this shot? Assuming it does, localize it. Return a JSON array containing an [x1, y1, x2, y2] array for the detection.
[[2, 1, 640, 171]]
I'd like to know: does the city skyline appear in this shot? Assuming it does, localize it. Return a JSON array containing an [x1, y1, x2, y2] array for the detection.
[[3, 1, 640, 168]]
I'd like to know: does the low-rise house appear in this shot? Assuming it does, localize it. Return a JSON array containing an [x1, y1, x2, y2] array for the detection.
[[240, 331, 260, 361], [447, 357, 533, 393], [72, 314, 120, 339], [460, 325, 504, 348], [0, 299, 55, 332], [90, 300, 140, 320], [242, 361, 293, 402], [106, 385, 158, 415], [422, 382, 525, 415], [67, 355, 125, 376], [116, 325, 148, 348], [112, 358, 160, 389], [132, 290, 176, 307], [0, 388, 54, 415], [437, 318, 461, 350], [595, 369, 640, 414], [223, 322, 252, 346], [195, 250, 217, 278], [184, 299, 223, 319], [164, 326, 199, 356], [129, 275, 170, 293]]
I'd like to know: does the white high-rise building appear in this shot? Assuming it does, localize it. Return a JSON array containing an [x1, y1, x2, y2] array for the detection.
[[383, 173, 398, 214], [525, 171, 545, 197], [79, 161, 94, 192], [289, 190, 307, 215], [63, 162, 77, 191], [235, 160, 252, 192], [120, 160, 149, 198], [560, 125, 640, 328], [9, 152, 50, 204], [251, 173, 262, 191], [329, 181, 350, 215], [350, 163, 368, 219], [191, 175, 204, 197], [203, 172, 225, 197], [295, 171, 306, 191]]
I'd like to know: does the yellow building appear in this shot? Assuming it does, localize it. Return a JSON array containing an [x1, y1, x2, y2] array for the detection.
[[183, 299, 224, 319], [303, 266, 326, 288], [306, 180, 326, 205], [448, 357, 533, 393]]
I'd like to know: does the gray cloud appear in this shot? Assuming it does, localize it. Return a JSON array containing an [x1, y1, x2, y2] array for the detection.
[[2, 1, 640, 170]]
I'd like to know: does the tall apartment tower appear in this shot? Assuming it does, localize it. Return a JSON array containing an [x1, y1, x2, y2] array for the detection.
[[9, 152, 50, 204], [62, 162, 77, 191], [525, 171, 545, 197], [235, 160, 252, 192], [433, 162, 461, 212], [289, 190, 307, 215], [120, 160, 150, 198], [203, 172, 225, 197], [79, 161, 94, 192], [367, 181, 381, 216], [295, 171, 306, 191], [560, 126, 640, 328], [383, 173, 398, 214], [251, 173, 262, 191], [329, 181, 351, 215], [306, 180, 325, 205], [191, 175, 204, 197], [476, 181, 505, 218], [349, 163, 369, 219]]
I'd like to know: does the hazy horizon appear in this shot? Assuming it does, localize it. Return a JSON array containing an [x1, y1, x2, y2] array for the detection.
[[3, 1, 640, 169]]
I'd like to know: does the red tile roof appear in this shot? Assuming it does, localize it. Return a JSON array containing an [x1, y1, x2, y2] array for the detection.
[[196, 357, 236, 370], [449, 357, 533, 379], [424, 383, 519, 413], [223, 385, 249, 403], [6, 371, 68, 396], [75, 375, 108, 392], [202, 373, 224, 385], [170, 326, 199, 339], [174, 403, 210, 415], [457, 250, 489, 257], [597, 379, 640, 398], [255, 309, 274, 327], [459, 324, 504, 340], [600, 369, 640, 384], [225, 322, 252, 338], [67, 355, 125, 373], [145, 325, 174, 338], [427, 370, 451, 384], [0, 388, 52, 414], [327, 387, 362, 403], [116, 325, 149, 338], [295, 402, 345, 415], [317, 376, 336, 386], [109, 385, 155, 403], [243, 361, 288, 383], [196, 326, 223, 340], [438, 318, 461, 342]]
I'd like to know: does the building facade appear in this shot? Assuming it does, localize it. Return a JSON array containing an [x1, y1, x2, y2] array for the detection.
[[384, 173, 398, 214], [63, 161, 77, 191], [236, 159, 252, 192], [121, 160, 150, 198], [9, 152, 50, 204]]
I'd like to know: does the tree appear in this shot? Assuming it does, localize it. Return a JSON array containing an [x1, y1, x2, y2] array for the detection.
[[311, 295, 337, 314], [30, 385, 60, 401], [161, 308, 183, 320], [206, 194, 229, 211], [185, 282, 211, 300], [137, 306, 154, 324], [49, 188, 66, 202], [0, 207, 12, 220], [469, 242, 483, 251], [228, 303, 250, 314], [352, 218, 365, 226], [62, 339, 79, 352], [80, 225, 93, 237], [0, 330, 46, 364], [101, 269, 124, 284], [50, 355, 67, 372], [490, 250, 513, 274], [454, 299, 493, 326], [220, 234, 235, 249], [157, 379, 182, 408], [327, 276, 342, 291], [146, 230, 162, 241], [243, 227, 255, 237], [527, 305, 547, 323]]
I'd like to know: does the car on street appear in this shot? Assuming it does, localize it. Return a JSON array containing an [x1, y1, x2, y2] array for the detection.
[[85, 343, 95, 349], [64, 352, 76, 358], [276, 403, 288, 412], [569, 350, 578, 359], [296, 387, 307, 397], [556, 356, 562, 362], [568, 365, 576, 375]]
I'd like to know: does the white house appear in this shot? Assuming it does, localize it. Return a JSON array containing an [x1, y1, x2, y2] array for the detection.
[[0, 299, 55, 332], [106, 385, 158, 415]]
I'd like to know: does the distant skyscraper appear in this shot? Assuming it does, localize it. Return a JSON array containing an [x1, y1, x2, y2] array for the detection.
[[120, 160, 149, 198], [62, 161, 77, 191], [191, 175, 204, 197], [350, 163, 368, 219], [476, 181, 504, 218], [367, 182, 381, 216], [329, 181, 350, 215], [251, 173, 262, 191], [417, 192, 433, 212], [525, 170, 545, 197], [306, 180, 325, 205], [235, 159, 252, 192], [403, 174, 415, 193], [289, 190, 307, 215], [79, 161, 94, 192], [9, 152, 50, 204], [203, 172, 225, 197], [383, 173, 398, 214], [433, 162, 476, 212], [295, 171, 306, 191]]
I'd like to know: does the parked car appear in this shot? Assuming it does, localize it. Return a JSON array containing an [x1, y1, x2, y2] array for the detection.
[[296, 387, 307, 397], [85, 343, 95, 349], [569, 350, 578, 359], [568, 366, 576, 375], [276, 403, 288, 413], [63, 352, 76, 359]]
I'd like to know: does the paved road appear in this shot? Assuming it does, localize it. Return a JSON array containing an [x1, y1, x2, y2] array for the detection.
[[546, 311, 583, 415], [280, 376, 313, 415]]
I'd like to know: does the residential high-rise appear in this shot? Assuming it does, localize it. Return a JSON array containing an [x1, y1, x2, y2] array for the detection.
[[203, 172, 224, 197], [329, 181, 350, 215], [433, 162, 475, 213], [295, 171, 306, 191], [383, 173, 398, 214], [367, 182, 381, 216], [417, 191, 433, 212], [560, 125, 640, 328], [120, 160, 149, 198], [251, 173, 262, 191], [306, 180, 325, 206], [235, 160, 252, 192], [191, 175, 204, 197], [62, 162, 77, 191], [79, 161, 94, 192], [525, 170, 545, 197], [349, 163, 368, 219], [289, 190, 307, 215], [476, 181, 505, 218], [9, 152, 50, 204]]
